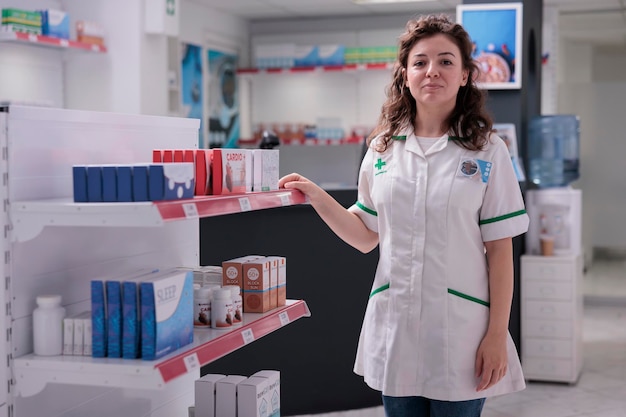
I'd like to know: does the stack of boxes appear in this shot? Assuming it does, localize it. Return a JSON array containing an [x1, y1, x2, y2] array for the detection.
[[194, 370, 280, 417], [222, 255, 287, 315], [72, 148, 280, 203], [90, 268, 194, 360]]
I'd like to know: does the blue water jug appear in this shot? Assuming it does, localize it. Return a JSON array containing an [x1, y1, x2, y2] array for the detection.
[[528, 115, 580, 187]]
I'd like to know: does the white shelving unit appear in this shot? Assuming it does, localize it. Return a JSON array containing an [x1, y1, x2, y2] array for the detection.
[[1, 105, 310, 417], [521, 254, 583, 383], [0, 31, 107, 53], [14, 300, 310, 397]]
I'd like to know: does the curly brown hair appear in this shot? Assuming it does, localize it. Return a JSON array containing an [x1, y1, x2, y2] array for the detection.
[[368, 14, 493, 152]]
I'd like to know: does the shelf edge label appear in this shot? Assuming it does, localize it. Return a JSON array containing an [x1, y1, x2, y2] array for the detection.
[[183, 352, 200, 372], [241, 328, 255, 344], [182, 202, 199, 218], [278, 311, 290, 326]]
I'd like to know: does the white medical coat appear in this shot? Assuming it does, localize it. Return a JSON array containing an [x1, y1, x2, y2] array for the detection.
[[348, 131, 529, 401]]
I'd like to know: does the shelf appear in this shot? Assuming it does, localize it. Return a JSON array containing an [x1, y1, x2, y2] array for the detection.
[[237, 62, 393, 75], [10, 190, 307, 242], [0, 31, 107, 53], [238, 136, 363, 147], [14, 300, 310, 397]]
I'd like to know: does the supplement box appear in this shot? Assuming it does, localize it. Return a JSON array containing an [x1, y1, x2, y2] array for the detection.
[[211, 149, 252, 195], [242, 259, 271, 313], [222, 255, 263, 289], [140, 270, 193, 360], [238, 370, 280, 417], [148, 162, 194, 201], [194, 373, 225, 417], [215, 375, 247, 417], [252, 149, 279, 192], [90, 280, 107, 357], [40, 9, 70, 39], [106, 280, 122, 358]]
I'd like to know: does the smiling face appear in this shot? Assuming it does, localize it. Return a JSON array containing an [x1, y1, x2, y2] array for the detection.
[[404, 33, 469, 114]]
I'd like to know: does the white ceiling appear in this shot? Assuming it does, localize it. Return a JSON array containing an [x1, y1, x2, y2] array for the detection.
[[189, 0, 626, 45]]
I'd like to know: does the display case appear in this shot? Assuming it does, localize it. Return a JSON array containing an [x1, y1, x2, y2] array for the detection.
[[1, 105, 309, 416]]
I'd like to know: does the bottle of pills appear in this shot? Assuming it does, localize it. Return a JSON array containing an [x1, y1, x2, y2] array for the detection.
[[211, 288, 233, 329], [33, 294, 66, 356], [193, 286, 213, 329], [223, 285, 243, 326]]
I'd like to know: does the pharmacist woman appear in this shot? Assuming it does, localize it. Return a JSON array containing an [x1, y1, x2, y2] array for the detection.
[[278, 14, 529, 417]]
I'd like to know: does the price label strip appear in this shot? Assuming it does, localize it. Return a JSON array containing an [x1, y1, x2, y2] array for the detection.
[[241, 328, 255, 345], [278, 311, 290, 326], [239, 197, 252, 212], [183, 353, 201, 373], [182, 203, 199, 218]]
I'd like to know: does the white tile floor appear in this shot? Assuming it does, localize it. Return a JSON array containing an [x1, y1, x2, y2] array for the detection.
[[296, 260, 626, 417]]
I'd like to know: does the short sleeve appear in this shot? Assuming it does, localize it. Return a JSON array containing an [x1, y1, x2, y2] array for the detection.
[[480, 135, 529, 241], [348, 146, 379, 233]]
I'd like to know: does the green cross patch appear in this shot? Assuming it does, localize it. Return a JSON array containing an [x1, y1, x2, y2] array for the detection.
[[374, 158, 387, 176]]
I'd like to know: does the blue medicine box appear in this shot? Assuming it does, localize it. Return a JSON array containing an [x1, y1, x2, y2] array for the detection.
[[40, 9, 70, 40], [140, 270, 193, 360], [106, 280, 122, 358], [87, 166, 103, 202], [117, 165, 133, 202], [73, 165, 88, 202], [132, 165, 149, 202], [91, 280, 107, 358], [102, 165, 118, 202]]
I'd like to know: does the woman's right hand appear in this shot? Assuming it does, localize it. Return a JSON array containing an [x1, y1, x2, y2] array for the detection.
[[278, 173, 323, 202]]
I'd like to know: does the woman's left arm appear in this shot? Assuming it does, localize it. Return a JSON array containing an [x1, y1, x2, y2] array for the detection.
[[475, 237, 514, 392]]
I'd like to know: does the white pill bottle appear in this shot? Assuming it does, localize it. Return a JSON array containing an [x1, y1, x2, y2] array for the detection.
[[33, 294, 66, 356]]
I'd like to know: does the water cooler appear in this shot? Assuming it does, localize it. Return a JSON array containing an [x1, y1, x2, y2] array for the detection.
[[525, 187, 582, 256], [521, 115, 584, 384], [526, 114, 582, 256]]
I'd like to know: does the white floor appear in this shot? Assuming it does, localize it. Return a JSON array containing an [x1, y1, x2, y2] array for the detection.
[[295, 259, 626, 417]]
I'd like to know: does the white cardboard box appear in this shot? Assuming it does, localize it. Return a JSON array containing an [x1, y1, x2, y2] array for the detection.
[[215, 375, 247, 417], [238, 371, 280, 417], [194, 374, 225, 417]]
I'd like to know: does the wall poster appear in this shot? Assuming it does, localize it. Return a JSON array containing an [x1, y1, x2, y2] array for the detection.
[[207, 49, 239, 148], [180, 43, 204, 147], [456, 3, 523, 90]]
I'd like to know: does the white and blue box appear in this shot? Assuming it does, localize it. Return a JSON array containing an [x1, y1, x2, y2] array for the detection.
[[238, 371, 281, 417], [140, 270, 194, 360], [40, 9, 70, 39], [148, 162, 194, 201]]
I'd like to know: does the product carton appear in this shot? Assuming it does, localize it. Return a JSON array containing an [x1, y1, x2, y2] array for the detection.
[[90, 280, 107, 357], [215, 375, 247, 417], [140, 270, 193, 360], [132, 165, 150, 202], [117, 165, 133, 202], [122, 270, 160, 359], [242, 259, 271, 313], [148, 162, 194, 201], [40, 9, 70, 39], [238, 371, 280, 417], [62, 317, 74, 355], [106, 280, 123, 357], [101, 165, 118, 202], [194, 374, 225, 417], [211, 149, 252, 195], [252, 149, 279, 192], [74, 311, 91, 356], [222, 255, 263, 289], [87, 165, 102, 202], [72, 166, 88, 202]]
